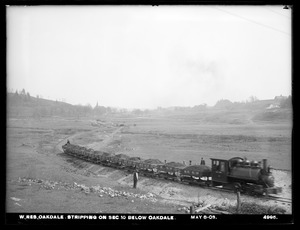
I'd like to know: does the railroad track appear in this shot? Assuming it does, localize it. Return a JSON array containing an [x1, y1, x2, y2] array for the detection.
[[208, 185, 292, 204], [264, 195, 292, 204]]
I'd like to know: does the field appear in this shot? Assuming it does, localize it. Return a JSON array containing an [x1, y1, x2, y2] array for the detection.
[[6, 108, 292, 215], [109, 116, 292, 171]]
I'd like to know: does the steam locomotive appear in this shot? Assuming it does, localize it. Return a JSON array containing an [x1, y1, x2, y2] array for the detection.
[[62, 142, 282, 195]]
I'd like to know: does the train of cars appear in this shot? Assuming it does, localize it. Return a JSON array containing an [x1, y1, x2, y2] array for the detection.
[[62, 142, 282, 195]]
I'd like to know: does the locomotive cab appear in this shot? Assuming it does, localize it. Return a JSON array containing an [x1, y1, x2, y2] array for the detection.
[[210, 158, 230, 185]]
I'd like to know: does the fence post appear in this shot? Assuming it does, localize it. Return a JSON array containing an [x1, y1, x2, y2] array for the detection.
[[236, 190, 241, 214], [190, 205, 195, 214]]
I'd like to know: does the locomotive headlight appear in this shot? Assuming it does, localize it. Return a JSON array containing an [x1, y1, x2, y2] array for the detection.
[[267, 175, 275, 187], [260, 171, 275, 187], [263, 175, 275, 187]]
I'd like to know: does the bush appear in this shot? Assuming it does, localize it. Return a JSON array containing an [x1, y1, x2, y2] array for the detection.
[[228, 202, 286, 214]]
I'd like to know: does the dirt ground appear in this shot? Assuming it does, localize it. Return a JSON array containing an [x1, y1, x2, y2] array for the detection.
[[6, 116, 292, 214]]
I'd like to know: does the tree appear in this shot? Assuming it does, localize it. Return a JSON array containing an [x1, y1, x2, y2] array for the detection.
[[94, 105, 106, 115], [82, 104, 92, 116], [248, 96, 258, 103], [214, 99, 233, 108], [106, 107, 112, 113], [21, 88, 26, 95], [193, 104, 207, 110], [25, 92, 31, 102], [133, 109, 142, 115], [280, 95, 292, 108]]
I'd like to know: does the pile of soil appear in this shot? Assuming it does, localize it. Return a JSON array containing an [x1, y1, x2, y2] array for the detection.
[[115, 153, 130, 159], [69, 144, 85, 150], [165, 162, 185, 167], [183, 165, 211, 173], [94, 150, 103, 155], [129, 157, 143, 161], [144, 159, 163, 164], [102, 152, 115, 157]]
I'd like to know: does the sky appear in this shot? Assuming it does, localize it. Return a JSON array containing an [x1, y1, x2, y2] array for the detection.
[[7, 5, 291, 109]]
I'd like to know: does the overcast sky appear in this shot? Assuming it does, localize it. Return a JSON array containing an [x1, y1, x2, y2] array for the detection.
[[7, 5, 291, 109]]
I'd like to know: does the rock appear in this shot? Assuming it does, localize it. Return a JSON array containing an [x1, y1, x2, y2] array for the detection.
[[147, 192, 155, 197], [11, 197, 21, 202]]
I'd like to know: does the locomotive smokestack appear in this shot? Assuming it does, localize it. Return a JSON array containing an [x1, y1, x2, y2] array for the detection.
[[189, 160, 192, 166], [263, 159, 267, 172]]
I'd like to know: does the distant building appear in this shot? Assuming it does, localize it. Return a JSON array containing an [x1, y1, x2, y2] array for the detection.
[[274, 95, 287, 101], [267, 95, 288, 109], [266, 104, 280, 110]]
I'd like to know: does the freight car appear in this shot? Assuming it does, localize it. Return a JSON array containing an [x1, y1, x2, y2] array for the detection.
[[138, 160, 161, 177], [111, 154, 130, 169], [180, 165, 211, 186], [62, 142, 282, 195], [155, 161, 185, 181]]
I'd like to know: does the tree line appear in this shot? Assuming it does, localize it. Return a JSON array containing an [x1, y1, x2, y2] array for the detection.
[[7, 89, 115, 118], [7, 89, 292, 118]]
